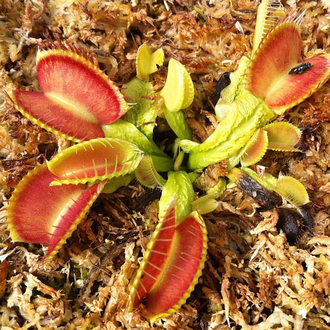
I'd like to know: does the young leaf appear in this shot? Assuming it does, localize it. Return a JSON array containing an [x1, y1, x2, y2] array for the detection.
[[11, 47, 129, 141], [48, 138, 143, 185], [121, 78, 157, 140], [275, 176, 310, 207], [192, 177, 227, 214], [101, 174, 135, 194], [136, 44, 164, 81], [135, 155, 166, 188], [239, 129, 269, 167], [159, 59, 194, 112], [6, 164, 105, 260], [181, 64, 195, 109], [163, 107, 192, 140], [179, 139, 200, 153], [264, 122, 301, 151], [191, 196, 218, 214], [129, 204, 208, 324]]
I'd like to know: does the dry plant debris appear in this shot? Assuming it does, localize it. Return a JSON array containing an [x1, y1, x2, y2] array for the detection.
[[0, 0, 330, 329]]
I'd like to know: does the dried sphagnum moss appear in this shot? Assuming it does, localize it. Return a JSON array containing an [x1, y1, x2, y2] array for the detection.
[[0, 0, 329, 329]]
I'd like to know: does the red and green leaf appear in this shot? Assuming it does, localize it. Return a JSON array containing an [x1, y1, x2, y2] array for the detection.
[[6, 164, 105, 260], [11, 91, 106, 141], [129, 204, 208, 323], [247, 16, 330, 114], [240, 129, 268, 166], [48, 138, 143, 186], [265, 55, 330, 113], [135, 155, 166, 188], [11, 47, 129, 141], [246, 20, 302, 101]]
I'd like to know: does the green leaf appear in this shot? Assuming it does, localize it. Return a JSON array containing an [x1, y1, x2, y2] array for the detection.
[[275, 176, 310, 207], [135, 156, 166, 188], [264, 121, 301, 152], [158, 171, 194, 225], [102, 120, 174, 172], [159, 59, 194, 112], [163, 106, 192, 140], [101, 174, 135, 193], [136, 44, 164, 81], [122, 78, 157, 140], [179, 139, 200, 153], [191, 178, 226, 214]]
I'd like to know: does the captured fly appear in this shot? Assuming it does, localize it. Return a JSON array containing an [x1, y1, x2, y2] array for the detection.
[[288, 62, 312, 75]]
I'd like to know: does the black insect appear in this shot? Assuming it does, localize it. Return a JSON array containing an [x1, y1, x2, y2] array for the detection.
[[288, 62, 312, 75], [277, 208, 301, 245], [232, 169, 313, 246], [276, 207, 313, 246], [214, 72, 231, 104]]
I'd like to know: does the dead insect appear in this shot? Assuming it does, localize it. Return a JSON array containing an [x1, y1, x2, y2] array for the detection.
[[214, 72, 231, 104], [277, 208, 300, 245], [288, 62, 312, 75], [227, 168, 280, 210]]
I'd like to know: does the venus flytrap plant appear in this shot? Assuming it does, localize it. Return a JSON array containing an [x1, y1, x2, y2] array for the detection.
[[6, 42, 144, 259], [3, 0, 330, 324], [181, 0, 330, 231], [5, 40, 205, 323], [184, 1, 330, 170]]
